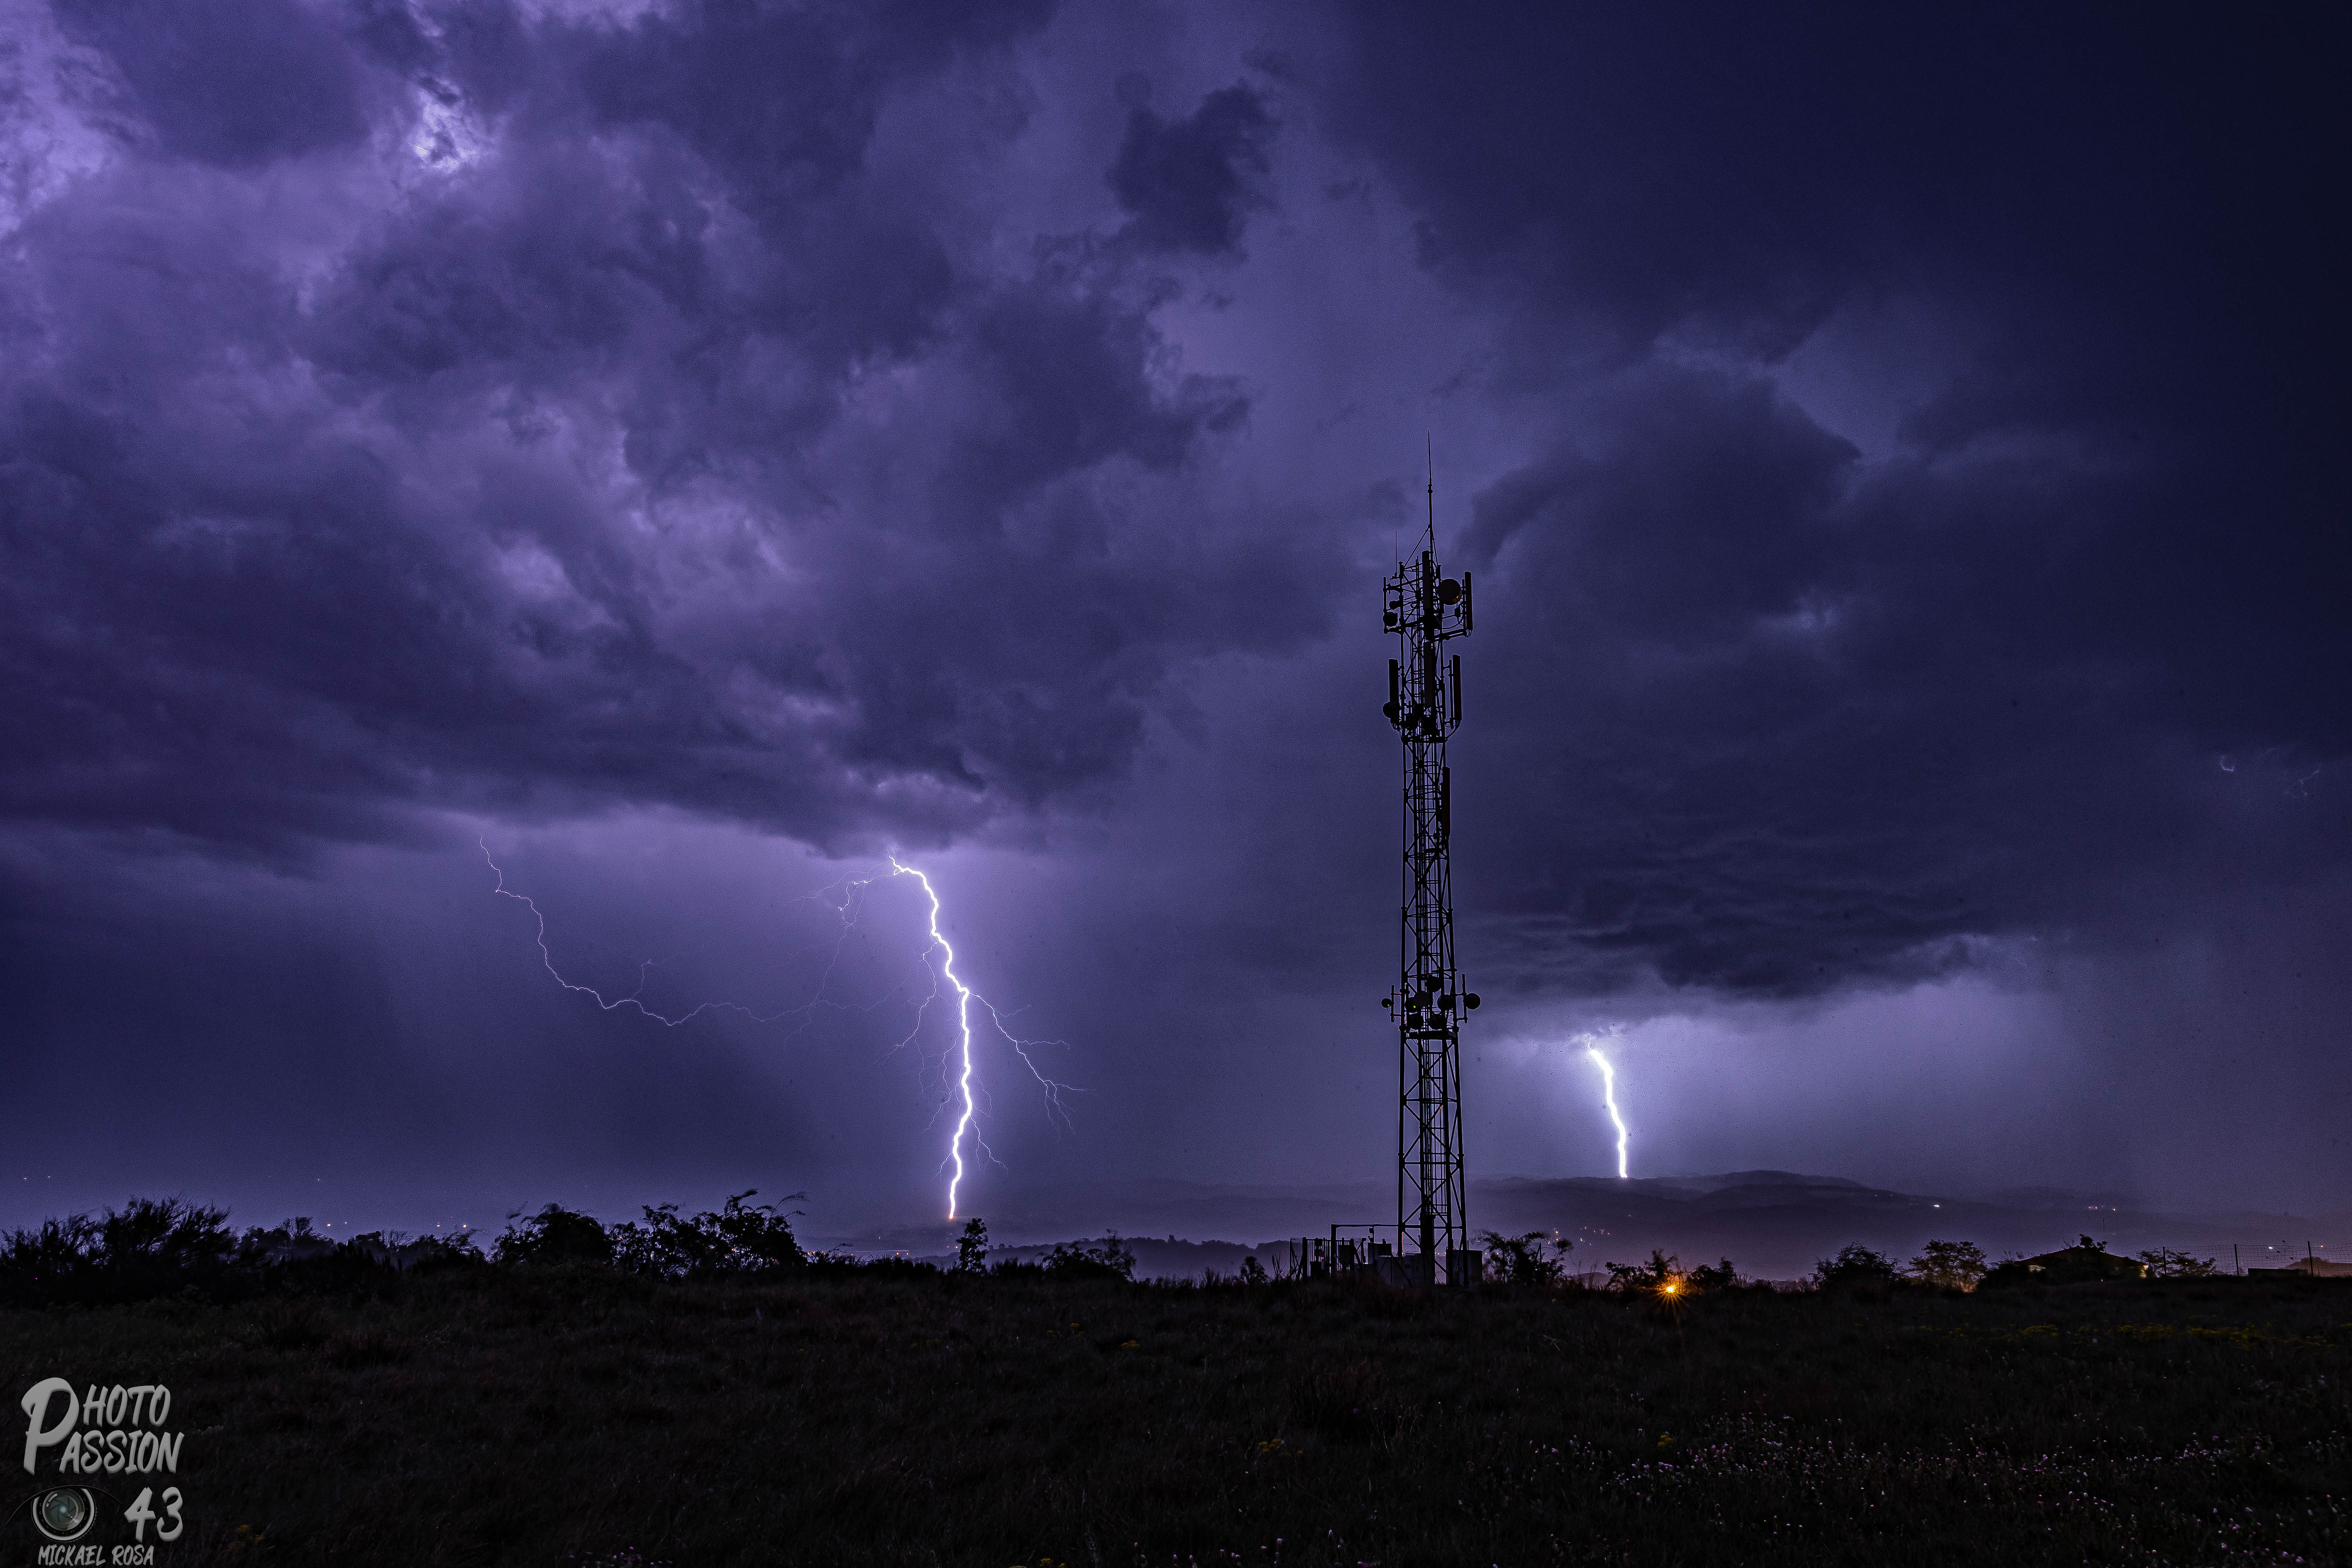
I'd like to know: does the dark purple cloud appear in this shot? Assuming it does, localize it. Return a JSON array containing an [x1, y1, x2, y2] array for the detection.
[[2, 0, 1319, 861], [1107, 77, 1274, 256], [1290, 3, 2349, 996], [53, 0, 379, 166]]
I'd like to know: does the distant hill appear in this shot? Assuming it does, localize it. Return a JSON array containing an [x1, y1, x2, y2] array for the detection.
[[811, 1173, 2347, 1283], [1468, 1174, 2347, 1280], [1639, 1170, 1877, 1193]]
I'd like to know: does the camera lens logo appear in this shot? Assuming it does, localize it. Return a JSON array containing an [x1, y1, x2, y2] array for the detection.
[[33, 1486, 94, 1542]]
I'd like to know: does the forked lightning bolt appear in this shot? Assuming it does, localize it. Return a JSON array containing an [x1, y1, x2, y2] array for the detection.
[[883, 860, 1077, 1218], [889, 860, 980, 1218], [1585, 1040, 1630, 1179], [485, 843, 791, 1028], [483, 842, 1077, 1218]]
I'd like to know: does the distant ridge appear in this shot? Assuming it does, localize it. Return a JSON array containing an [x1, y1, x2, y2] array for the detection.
[[808, 1172, 2347, 1283], [1657, 1170, 1876, 1192], [1488, 1170, 1883, 1198]]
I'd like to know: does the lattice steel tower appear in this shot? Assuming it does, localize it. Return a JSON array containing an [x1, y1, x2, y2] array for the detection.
[[1380, 475, 1479, 1285]]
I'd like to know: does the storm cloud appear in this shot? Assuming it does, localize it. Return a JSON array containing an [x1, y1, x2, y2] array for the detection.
[[4, 0, 1301, 858], [1, 1, 2343, 1233], [1296, 5, 2348, 996], [1107, 77, 1273, 256]]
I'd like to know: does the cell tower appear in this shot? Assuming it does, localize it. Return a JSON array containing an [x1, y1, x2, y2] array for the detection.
[[1380, 467, 1479, 1285]]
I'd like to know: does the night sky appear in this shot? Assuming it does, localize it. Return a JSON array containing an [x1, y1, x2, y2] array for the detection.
[[3, 2, 2344, 1242]]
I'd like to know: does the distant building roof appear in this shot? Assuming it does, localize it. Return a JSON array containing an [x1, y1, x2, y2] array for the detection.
[[1980, 1239, 2145, 1289]]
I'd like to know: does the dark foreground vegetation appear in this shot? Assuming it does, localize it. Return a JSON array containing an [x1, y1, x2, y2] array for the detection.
[[3, 1201, 2346, 1566]]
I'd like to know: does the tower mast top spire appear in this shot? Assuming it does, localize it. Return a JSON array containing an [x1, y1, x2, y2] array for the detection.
[[1425, 436, 1435, 545]]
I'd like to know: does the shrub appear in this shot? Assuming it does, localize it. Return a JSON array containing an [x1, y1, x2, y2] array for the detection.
[[1046, 1232, 1136, 1282], [495, 1204, 615, 1268], [345, 1230, 485, 1274], [804, 1248, 865, 1271], [1603, 1250, 1681, 1293], [0, 1212, 102, 1307], [1687, 1258, 1741, 1292], [237, 1224, 483, 1298], [608, 1191, 806, 1279], [1813, 1244, 1901, 1289], [1481, 1230, 1573, 1286], [1599, 1251, 1736, 1296], [2137, 1247, 2221, 1279], [1905, 1239, 1989, 1290], [0, 1197, 239, 1307], [238, 1217, 338, 1266]]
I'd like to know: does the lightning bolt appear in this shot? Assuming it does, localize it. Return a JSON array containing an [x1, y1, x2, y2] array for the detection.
[[883, 859, 1080, 1218], [486, 843, 763, 1027], [482, 842, 903, 1039], [1585, 1040, 1630, 1180], [887, 860, 981, 1219], [482, 841, 1078, 1219]]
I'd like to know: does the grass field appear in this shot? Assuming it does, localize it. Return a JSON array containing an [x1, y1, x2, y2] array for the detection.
[[4, 1265, 2347, 1567]]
